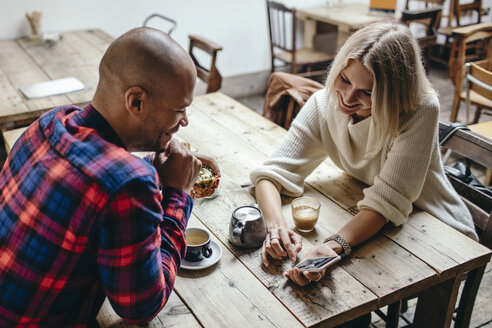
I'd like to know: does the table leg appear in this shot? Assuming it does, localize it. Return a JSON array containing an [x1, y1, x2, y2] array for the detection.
[[303, 19, 316, 49], [413, 275, 462, 328], [336, 27, 354, 50]]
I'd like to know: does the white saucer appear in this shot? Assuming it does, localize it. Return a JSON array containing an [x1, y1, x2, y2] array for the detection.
[[180, 240, 222, 270]]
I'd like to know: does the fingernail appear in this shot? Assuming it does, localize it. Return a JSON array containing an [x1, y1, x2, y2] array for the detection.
[[291, 256, 296, 262]]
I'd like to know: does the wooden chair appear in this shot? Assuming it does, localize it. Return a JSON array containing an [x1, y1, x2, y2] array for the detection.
[[143, 14, 223, 93], [266, 0, 333, 78], [380, 121, 492, 328], [188, 35, 223, 94], [402, 0, 449, 67], [464, 62, 492, 123], [400, 7, 442, 68], [448, 22, 492, 122], [404, 0, 484, 67], [142, 13, 177, 35], [464, 62, 492, 185], [262, 72, 323, 129], [438, 121, 492, 327], [437, 0, 483, 41]]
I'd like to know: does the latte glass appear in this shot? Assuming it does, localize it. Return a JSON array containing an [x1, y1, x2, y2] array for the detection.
[[291, 197, 321, 232]]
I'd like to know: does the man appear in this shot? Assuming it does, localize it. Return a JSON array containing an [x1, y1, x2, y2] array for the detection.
[[0, 27, 217, 327]]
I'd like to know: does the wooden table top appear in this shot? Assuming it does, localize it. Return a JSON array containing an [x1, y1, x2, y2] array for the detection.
[[0, 29, 112, 128], [297, 3, 397, 33], [3, 93, 491, 327]]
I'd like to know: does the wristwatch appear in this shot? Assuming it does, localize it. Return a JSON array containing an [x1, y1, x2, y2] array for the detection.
[[324, 234, 351, 257]]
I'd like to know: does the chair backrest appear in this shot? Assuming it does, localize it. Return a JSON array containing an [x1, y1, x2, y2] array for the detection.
[[438, 121, 492, 247], [142, 14, 177, 35], [465, 62, 492, 121], [465, 62, 492, 100], [451, 0, 482, 29], [266, 1, 296, 71], [188, 35, 223, 94], [401, 7, 442, 47]]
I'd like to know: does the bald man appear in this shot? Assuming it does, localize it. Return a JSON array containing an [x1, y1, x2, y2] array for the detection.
[[0, 27, 217, 327]]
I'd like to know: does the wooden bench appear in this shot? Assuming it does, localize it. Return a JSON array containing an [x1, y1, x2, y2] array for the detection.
[[2, 127, 26, 154]]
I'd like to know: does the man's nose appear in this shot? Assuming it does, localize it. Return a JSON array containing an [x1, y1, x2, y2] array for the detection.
[[180, 111, 189, 127]]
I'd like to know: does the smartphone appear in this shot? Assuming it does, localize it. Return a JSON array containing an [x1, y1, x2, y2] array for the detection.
[[294, 255, 341, 272]]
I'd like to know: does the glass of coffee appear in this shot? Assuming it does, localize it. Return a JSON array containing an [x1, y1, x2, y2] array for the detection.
[[185, 228, 213, 262], [291, 197, 321, 232]]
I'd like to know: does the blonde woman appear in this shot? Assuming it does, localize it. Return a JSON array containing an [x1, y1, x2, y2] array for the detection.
[[250, 22, 477, 287]]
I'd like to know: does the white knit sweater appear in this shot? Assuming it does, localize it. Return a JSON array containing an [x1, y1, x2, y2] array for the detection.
[[250, 89, 478, 240]]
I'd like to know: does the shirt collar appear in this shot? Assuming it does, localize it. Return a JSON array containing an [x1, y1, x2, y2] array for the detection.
[[77, 104, 126, 149]]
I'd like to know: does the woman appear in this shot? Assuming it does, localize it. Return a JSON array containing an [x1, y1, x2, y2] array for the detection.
[[250, 22, 477, 287]]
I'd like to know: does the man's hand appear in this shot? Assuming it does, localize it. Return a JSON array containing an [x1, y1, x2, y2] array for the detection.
[[152, 139, 202, 194]]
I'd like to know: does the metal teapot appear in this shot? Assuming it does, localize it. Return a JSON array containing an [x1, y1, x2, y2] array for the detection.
[[229, 205, 267, 249]]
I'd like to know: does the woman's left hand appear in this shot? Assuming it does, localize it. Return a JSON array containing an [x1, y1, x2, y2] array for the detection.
[[284, 242, 339, 286]]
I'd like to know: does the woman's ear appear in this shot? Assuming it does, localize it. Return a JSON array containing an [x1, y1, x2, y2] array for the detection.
[[124, 86, 147, 116]]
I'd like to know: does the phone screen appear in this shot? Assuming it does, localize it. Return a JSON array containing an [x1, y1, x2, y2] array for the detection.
[[295, 256, 341, 272]]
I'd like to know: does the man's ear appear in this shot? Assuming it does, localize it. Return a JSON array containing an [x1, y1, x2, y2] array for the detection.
[[124, 86, 147, 116]]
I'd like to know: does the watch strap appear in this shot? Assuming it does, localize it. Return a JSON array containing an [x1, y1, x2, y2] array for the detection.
[[324, 234, 351, 257]]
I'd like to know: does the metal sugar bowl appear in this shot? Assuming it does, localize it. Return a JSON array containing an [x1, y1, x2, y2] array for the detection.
[[229, 205, 267, 249]]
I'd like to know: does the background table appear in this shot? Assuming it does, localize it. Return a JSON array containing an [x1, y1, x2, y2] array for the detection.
[[4, 93, 491, 327], [297, 4, 398, 51], [0, 29, 112, 129]]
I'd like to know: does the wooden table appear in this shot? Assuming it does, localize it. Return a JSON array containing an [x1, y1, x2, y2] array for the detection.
[[297, 4, 398, 50], [4, 93, 491, 327], [0, 29, 112, 129]]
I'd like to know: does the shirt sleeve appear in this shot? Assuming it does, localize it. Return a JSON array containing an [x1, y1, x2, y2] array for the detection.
[[358, 99, 439, 226], [95, 176, 192, 324], [250, 92, 329, 196]]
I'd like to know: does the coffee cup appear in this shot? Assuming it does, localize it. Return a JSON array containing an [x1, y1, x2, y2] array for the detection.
[[184, 227, 213, 262], [291, 197, 321, 232]]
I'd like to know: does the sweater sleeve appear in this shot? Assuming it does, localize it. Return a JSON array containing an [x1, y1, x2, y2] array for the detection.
[[358, 97, 439, 226], [250, 90, 329, 196]]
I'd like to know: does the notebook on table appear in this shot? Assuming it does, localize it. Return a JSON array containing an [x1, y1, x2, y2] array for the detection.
[[19, 77, 85, 99]]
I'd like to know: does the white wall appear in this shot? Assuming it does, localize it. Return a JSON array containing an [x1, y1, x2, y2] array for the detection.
[[1, 0, 327, 78], [2, 0, 491, 79]]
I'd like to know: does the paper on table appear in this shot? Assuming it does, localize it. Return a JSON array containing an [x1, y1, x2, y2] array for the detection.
[[19, 77, 85, 99]]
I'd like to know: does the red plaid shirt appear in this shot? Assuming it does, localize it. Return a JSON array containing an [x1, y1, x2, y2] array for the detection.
[[0, 105, 192, 327]]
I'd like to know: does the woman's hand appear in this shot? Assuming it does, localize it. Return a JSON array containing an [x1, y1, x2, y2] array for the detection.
[[261, 225, 302, 267], [284, 242, 339, 286]]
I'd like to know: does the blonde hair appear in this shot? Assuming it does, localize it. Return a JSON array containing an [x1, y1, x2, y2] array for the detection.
[[325, 22, 434, 158]]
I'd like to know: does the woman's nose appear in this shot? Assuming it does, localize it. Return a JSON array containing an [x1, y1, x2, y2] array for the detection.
[[345, 88, 358, 104]]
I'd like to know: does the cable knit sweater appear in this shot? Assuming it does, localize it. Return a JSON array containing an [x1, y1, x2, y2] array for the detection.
[[250, 89, 478, 240]]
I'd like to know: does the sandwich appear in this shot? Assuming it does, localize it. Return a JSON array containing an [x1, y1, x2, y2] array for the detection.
[[191, 164, 220, 199]]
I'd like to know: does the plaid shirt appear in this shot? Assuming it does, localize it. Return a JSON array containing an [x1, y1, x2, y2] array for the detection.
[[0, 105, 192, 327]]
